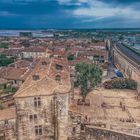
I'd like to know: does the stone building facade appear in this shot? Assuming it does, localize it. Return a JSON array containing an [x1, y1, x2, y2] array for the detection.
[[0, 57, 71, 140], [81, 126, 140, 140], [0, 108, 16, 140], [21, 47, 50, 59], [14, 57, 71, 140]]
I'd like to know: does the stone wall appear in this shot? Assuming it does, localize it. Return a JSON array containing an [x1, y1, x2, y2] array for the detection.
[[15, 95, 55, 140], [0, 119, 16, 140], [15, 92, 70, 140], [82, 126, 140, 140], [55, 93, 69, 140], [68, 111, 82, 139], [112, 45, 140, 93]]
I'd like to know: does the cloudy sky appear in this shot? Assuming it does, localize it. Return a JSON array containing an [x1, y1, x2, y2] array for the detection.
[[0, 0, 140, 29]]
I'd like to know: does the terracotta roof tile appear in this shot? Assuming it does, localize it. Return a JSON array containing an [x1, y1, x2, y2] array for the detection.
[[0, 108, 16, 121], [8, 60, 31, 68], [0, 67, 28, 80], [14, 58, 71, 98], [22, 47, 47, 52]]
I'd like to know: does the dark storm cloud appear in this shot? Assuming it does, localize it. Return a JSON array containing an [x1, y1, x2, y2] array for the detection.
[[0, 0, 139, 28]]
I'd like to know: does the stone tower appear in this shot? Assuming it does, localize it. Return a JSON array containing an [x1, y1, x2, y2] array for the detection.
[[14, 58, 71, 140]]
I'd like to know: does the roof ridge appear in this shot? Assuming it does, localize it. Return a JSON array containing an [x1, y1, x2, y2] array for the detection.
[[14, 77, 46, 97], [14, 76, 58, 97], [47, 57, 53, 76]]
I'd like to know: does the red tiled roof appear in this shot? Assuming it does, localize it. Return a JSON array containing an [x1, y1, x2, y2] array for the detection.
[[0, 108, 16, 121], [0, 67, 28, 80], [14, 57, 71, 98], [22, 47, 47, 52]]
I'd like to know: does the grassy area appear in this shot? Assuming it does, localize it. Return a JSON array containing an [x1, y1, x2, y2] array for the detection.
[[0, 43, 9, 49]]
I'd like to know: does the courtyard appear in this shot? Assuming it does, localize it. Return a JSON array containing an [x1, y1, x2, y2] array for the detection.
[[70, 88, 140, 135]]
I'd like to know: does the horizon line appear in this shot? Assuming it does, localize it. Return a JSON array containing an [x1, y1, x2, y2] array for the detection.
[[0, 27, 140, 31]]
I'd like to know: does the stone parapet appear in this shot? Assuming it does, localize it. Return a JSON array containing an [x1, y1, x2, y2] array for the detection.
[[82, 125, 140, 140]]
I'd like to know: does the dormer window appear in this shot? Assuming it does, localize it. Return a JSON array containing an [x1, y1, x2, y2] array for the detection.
[[42, 61, 47, 65], [55, 64, 63, 70], [55, 75, 61, 82], [32, 75, 40, 81]]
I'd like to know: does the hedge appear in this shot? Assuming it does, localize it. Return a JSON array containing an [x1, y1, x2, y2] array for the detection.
[[104, 78, 137, 90]]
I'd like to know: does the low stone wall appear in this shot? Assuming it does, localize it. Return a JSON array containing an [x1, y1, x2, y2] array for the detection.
[[113, 45, 140, 93], [0, 119, 16, 140], [68, 111, 82, 138], [83, 126, 140, 140]]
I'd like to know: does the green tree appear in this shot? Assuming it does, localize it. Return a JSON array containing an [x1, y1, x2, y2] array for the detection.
[[0, 54, 14, 66], [0, 43, 9, 49], [75, 62, 103, 102], [67, 54, 75, 61]]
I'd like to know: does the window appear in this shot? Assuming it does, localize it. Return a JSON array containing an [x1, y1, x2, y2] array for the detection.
[[35, 125, 42, 136], [0, 135, 4, 140], [81, 124, 85, 130], [29, 114, 37, 121], [5, 120, 8, 124], [29, 115, 33, 121], [55, 64, 63, 70], [34, 97, 41, 107], [94, 55, 99, 58], [100, 60, 104, 63], [55, 75, 61, 82], [34, 114, 37, 120], [18, 115, 22, 122], [72, 127, 76, 133], [32, 75, 40, 81]]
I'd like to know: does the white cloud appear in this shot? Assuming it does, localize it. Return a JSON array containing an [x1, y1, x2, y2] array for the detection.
[[57, 0, 72, 4], [57, 0, 88, 6], [78, 0, 88, 3], [73, 0, 140, 20]]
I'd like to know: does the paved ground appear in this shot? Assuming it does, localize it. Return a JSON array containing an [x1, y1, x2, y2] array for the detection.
[[70, 88, 140, 135], [102, 60, 116, 82]]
